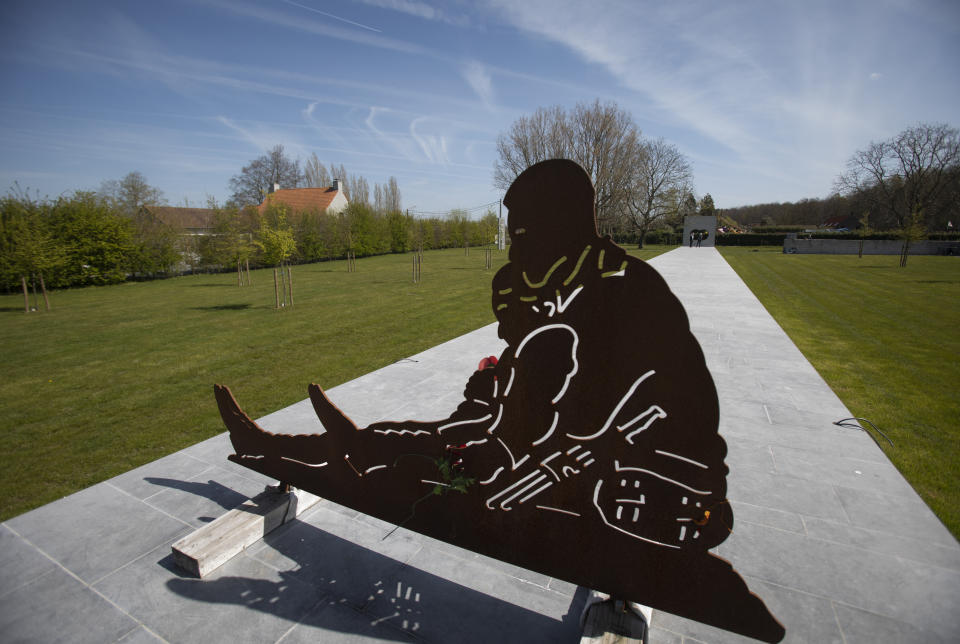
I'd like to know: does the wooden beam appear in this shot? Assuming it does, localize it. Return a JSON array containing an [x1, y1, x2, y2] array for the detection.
[[171, 487, 320, 577]]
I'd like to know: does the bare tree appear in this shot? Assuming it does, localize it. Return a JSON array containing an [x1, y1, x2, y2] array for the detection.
[[229, 145, 304, 206], [303, 152, 331, 188], [303, 156, 399, 212], [372, 176, 401, 213], [99, 171, 165, 216], [494, 105, 570, 188], [98, 172, 176, 276], [836, 122, 960, 230], [494, 100, 641, 233], [569, 101, 640, 232], [384, 176, 401, 212], [622, 138, 692, 247], [374, 183, 384, 212], [349, 175, 370, 205], [330, 163, 350, 200]]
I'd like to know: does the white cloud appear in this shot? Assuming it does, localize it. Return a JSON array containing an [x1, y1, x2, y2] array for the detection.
[[483, 0, 926, 202], [215, 116, 272, 151], [363, 106, 423, 162], [207, 0, 434, 57], [462, 60, 495, 110], [353, 0, 471, 27], [215, 116, 310, 160], [410, 117, 450, 165], [870, 72, 883, 80], [486, 1, 767, 153], [302, 102, 355, 150]]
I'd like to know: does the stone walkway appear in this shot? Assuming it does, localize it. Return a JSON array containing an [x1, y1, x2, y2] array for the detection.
[[2, 247, 957, 643]]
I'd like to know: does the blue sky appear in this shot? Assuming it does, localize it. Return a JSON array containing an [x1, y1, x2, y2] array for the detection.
[[1, 0, 957, 213]]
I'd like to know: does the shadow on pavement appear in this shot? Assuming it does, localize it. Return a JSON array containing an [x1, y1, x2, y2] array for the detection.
[[164, 513, 588, 642]]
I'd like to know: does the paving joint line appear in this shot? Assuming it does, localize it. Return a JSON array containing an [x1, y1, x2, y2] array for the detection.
[[3, 521, 163, 642], [105, 481, 196, 531]]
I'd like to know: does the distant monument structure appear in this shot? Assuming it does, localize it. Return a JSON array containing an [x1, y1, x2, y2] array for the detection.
[[683, 215, 718, 247]]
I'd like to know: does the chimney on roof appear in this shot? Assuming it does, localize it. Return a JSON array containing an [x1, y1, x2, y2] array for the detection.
[[271, 182, 280, 193], [332, 178, 340, 191]]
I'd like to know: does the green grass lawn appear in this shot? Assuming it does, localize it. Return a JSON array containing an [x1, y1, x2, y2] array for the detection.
[[719, 247, 960, 538], [0, 244, 670, 521]]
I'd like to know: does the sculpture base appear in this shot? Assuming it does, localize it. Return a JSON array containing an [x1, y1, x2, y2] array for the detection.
[[171, 486, 320, 577]]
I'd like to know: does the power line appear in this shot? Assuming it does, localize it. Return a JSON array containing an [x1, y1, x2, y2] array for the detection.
[[408, 200, 500, 217]]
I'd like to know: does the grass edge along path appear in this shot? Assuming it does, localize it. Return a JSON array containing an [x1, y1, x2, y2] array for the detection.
[[719, 247, 960, 540], [0, 245, 670, 521]]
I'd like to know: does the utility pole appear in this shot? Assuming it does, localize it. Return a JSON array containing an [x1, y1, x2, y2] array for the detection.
[[498, 199, 505, 250]]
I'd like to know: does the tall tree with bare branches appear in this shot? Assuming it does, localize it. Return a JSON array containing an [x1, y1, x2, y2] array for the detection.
[[349, 175, 370, 205], [836, 122, 960, 230], [99, 171, 165, 217], [622, 138, 692, 247], [494, 100, 640, 233], [384, 176, 401, 212], [303, 152, 331, 188], [229, 145, 304, 206]]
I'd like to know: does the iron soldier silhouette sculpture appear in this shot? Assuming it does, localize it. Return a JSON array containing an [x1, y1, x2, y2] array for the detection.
[[216, 159, 785, 642]]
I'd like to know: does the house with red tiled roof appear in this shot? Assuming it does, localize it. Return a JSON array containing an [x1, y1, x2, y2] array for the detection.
[[258, 179, 348, 216]]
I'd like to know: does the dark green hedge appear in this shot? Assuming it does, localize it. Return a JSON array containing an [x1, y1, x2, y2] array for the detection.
[[715, 233, 788, 246], [748, 225, 810, 233], [611, 230, 685, 246], [716, 231, 960, 246], [607, 229, 960, 248]]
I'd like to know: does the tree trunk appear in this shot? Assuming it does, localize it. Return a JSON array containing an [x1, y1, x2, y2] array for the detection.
[[900, 240, 910, 267], [245, 258, 251, 286], [39, 273, 50, 311], [237, 259, 242, 286], [273, 268, 280, 308], [286, 265, 293, 306], [21, 276, 29, 313]]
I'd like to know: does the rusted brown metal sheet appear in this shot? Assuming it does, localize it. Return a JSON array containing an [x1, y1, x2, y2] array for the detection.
[[215, 159, 785, 642]]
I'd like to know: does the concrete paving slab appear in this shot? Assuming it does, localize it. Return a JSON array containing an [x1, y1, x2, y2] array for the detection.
[[652, 576, 845, 644], [5, 483, 191, 584], [832, 602, 953, 644], [242, 503, 421, 609], [725, 466, 852, 522], [0, 564, 140, 644], [833, 485, 958, 545], [800, 516, 960, 571], [142, 465, 273, 529], [0, 524, 57, 599], [726, 500, 805, 535], [107, 452, 223, 501], [277, 599, 418, 643], [118, 626, 169, 644], [769, 444, 916, 498], [718, 415, 888, 465], [645, 247, 960, 643], [95, 538, 323, 644], [722, 520, 960, 633], [2, 246, 957, 643], [646, 626, 685, 644], [367, 546, 583, 643]]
